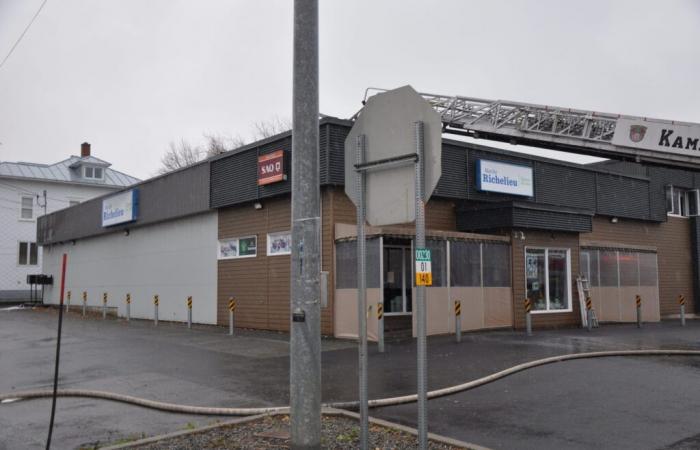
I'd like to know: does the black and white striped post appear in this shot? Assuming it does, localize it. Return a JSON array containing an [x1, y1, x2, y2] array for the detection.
[[228, 297, 236, 335], [102, 292, 108, 319], [454, 300, 462, 343], [525, 298, 532, 336], [186, 296, 192, 329], [125, 293, 131, 322], [377, 302, 384, 353], [679, 294, 686, 327], [636, 295, 642, 328], [82, 291, 87, 317], [153, 295, 159, 326], [586, 297, 593, 332]]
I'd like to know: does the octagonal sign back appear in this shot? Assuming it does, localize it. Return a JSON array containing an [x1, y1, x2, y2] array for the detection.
[[345, 85, 442, 226]]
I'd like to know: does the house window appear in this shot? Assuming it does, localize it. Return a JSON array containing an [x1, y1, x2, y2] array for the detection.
[[666, 186, 699, 217], [218, 236, 257, 259], [83, 166, 104, 180], [20, 196, 33, 219], [525, 247, 571, 312], [18, 242, 38, 265]]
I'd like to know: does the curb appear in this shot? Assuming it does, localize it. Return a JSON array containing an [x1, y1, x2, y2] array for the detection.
[[102, 407, 490, 450]]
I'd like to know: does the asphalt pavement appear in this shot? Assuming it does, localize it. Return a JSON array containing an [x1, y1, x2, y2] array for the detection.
[[1, 306, 699, 449]]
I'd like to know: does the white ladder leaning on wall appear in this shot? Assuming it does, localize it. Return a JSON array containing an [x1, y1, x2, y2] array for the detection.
[[576, 275, 599, 328]]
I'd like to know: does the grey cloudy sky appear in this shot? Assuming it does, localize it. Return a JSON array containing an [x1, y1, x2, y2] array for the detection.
[[1, 0, 699, 180]]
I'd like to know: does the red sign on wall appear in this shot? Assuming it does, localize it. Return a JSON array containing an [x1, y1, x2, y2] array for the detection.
[[258, 150, 285, 185]]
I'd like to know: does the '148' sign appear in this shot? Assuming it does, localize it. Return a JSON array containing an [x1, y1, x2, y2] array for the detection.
[[258, 150, 285, 185]]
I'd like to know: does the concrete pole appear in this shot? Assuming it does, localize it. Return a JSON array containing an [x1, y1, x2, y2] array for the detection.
[[229, 298, 235, 335], [102, 292, 107, 319], [414, 121, 428, 450], [82, 291, 86, 317], [290, 1, 321, 448], [377, 302, 385, 353], [66, 291, 71, 312], [680, 295, 686, 327], [187, 296, 192, 329], [525, 298, 532, 336], [355, 134, 369, 449], [586, 297, 592, 332], [126, 293, 131, 322]]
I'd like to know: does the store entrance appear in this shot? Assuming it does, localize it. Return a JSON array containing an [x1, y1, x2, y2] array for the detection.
[[383, 242, 413, 334]]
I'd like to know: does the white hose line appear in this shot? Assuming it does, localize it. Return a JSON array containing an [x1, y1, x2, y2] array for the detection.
[[2, 349, 698, 416]]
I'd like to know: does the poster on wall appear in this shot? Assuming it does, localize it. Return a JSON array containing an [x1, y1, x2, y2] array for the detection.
[[267, 231, 292, 256], [526, 255, 538, 279], [218, 236, 257, 259]]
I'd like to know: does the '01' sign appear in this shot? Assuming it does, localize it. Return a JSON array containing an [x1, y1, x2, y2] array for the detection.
[[258, 150, 286, 185]]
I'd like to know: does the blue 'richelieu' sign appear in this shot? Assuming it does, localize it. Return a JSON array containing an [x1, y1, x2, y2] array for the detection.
[[476, 159, 533, 197], [102, 189, 139, 227]]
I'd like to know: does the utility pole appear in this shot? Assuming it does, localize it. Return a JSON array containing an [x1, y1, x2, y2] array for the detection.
[[290, 1, 321, 449]]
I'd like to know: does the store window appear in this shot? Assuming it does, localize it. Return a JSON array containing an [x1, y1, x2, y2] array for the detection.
[[666, 186, 700, 217], [581, 249, 658, 288], [18, 242, 38, 265], [525, 248, 571, 312], [218, 236, 257, 259], [20, 195, 33, 219]]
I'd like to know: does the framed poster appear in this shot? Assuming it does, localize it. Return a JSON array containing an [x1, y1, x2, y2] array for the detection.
[[267, 231, 291, 256]]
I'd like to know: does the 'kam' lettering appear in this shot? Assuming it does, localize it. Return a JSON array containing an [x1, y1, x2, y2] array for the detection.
[[658, 129, 699, 150]]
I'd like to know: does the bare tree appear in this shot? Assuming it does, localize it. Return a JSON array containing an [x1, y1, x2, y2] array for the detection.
[[157, 117, 291, 174], [252, 116, 292, 140], [158, 139, 201, 174]]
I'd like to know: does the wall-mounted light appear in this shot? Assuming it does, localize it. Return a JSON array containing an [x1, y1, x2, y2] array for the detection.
[[253, 202, 263, 210], [610, 217, 619, 224], [124, 229, 130, 236], [71, 240, 76, 246]]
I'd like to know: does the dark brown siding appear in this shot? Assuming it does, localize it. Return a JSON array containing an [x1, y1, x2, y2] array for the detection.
[[218, 193, 335, 335], [582, 216, 694, 315], [511, 231, 581, 329]]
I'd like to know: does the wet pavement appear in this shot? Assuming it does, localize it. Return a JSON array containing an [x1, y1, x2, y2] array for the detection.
[[1, 306, 699, 449]]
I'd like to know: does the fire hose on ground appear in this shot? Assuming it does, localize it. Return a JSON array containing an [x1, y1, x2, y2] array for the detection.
[[1, 349, 699, 416]]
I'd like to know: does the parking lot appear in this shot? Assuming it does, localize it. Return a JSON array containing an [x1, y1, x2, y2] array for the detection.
[[2, 306, 700, 449]]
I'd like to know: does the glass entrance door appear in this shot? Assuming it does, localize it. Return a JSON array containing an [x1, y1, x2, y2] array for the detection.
[[383, 246, 413, 314]]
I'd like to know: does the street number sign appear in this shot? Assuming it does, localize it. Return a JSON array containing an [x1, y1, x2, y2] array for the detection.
[[415, 248, 432, 286]]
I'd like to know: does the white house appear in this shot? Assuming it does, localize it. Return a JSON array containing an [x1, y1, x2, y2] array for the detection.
[[0, 143, 139, 302]]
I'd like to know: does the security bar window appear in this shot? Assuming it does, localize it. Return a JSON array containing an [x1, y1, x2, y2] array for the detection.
[[20, 195, 33, 219], [525, 247, 571, 312], [18, 242, 38, 265]]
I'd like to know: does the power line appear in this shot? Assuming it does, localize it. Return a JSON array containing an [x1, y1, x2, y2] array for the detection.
[[0, 0, 49, 71]]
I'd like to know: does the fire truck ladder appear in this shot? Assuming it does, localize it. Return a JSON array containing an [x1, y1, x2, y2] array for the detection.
[[360, 88, 700, 167]]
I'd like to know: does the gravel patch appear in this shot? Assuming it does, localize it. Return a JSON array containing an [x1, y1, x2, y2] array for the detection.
[[115, 414, 469, 449]]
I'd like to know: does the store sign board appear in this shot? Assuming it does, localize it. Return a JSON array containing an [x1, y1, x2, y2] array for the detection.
[[102, 189, 139, 227], [415, 248, 432, 286], [612, 118, 700, 157], [258, 150, 285, 185], [476, 159, 533, 197]]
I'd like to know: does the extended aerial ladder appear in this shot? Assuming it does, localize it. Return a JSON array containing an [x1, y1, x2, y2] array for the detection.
[[360, 87, 700, 168]]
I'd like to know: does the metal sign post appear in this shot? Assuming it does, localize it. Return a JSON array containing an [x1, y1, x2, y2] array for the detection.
[[354, 134, 369, 449], [345, 86, 441, 450]]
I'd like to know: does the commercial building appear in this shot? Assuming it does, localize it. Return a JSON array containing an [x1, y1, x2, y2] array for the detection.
[[37, 118, 700, 336], [0, 143, 139, 302]]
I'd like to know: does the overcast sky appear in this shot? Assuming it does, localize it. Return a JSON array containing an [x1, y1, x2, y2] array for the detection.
[[1, 0, 699, 180]]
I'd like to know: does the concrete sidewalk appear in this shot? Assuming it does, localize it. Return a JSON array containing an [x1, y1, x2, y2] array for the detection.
[[1, 307, 699, 449]]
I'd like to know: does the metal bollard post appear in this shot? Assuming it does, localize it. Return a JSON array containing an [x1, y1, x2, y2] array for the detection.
[[66, 290, 71, 312], [82, 291, 87, 317], [679, 295, 686, 327], [228, 297, 236, 335], [102, 292, 108, 319], [377, 302, 385, 353], [636, 295, 642, 328], [187, 296, 192, 329], [154, 295, 159, 326], [454, 300, 462, 343], [586, 297, 593, 332], [126, 293, 131, 322], [525, 298, 532, 336]]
